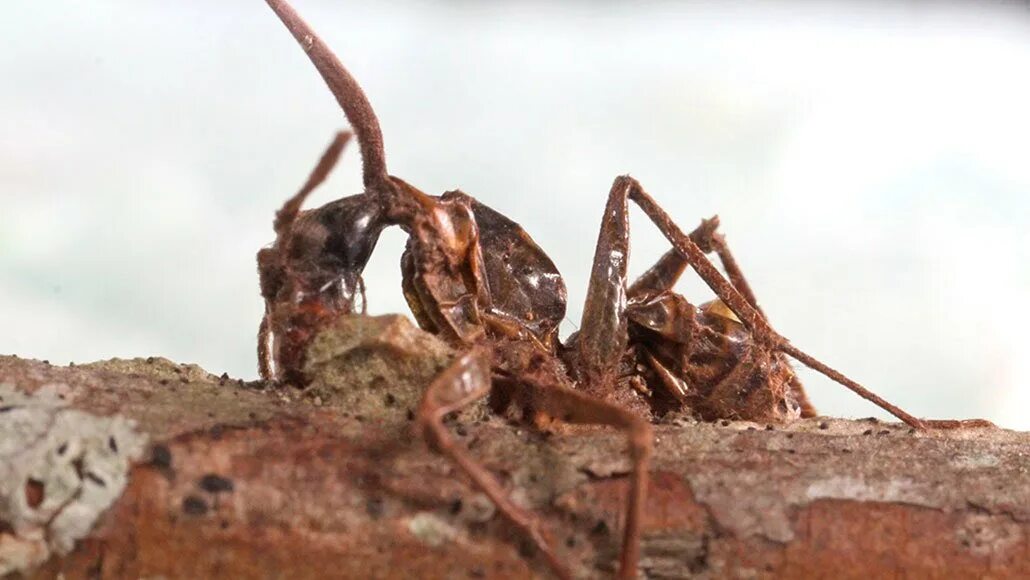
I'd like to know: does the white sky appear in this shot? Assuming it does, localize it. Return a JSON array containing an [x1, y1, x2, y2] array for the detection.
[[2, 1, 1028, 429]]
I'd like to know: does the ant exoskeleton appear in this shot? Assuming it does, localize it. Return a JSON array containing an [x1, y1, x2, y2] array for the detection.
[[256, 1, 994, 578]]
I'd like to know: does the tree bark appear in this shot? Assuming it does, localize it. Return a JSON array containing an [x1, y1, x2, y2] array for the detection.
[[1, 315, 1027, 579]]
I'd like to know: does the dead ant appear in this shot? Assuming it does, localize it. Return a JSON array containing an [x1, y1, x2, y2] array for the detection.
[[256, 1, 994, 578]]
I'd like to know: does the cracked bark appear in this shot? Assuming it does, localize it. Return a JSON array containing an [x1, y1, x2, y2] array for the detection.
[[1, 315, 1027, 579]]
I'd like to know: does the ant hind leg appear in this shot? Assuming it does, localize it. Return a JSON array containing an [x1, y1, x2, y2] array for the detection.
[[619, 176, 991, 430]]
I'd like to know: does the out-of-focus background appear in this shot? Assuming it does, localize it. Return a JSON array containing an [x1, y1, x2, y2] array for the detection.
[[2, 1, 1028, 429]]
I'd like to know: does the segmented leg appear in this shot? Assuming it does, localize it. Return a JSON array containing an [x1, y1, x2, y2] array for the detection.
[[574, 178, 633, 390], [416, 348, 571, 580], [593, 175, 992, 430], [419, 347, 652, 579], [627, 216, 719, 298], [258, 307, 273, 381]]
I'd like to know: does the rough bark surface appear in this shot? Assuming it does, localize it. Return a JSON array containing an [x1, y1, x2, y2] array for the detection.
[[1, 314, 1027, 579]]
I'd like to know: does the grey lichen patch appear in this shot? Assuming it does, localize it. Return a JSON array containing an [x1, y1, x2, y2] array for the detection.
[[0, 383, 147, 575], [804, 476, 923, 504], [303, 314, 488, 424], [408, 512, 457, 547]]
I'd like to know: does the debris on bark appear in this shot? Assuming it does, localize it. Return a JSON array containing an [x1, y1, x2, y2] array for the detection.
[[0, 314, 1027, 579]]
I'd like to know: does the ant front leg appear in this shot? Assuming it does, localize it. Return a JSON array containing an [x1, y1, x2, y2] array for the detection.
[[416, 348, 572, 580], [619, 176, 994, 430]]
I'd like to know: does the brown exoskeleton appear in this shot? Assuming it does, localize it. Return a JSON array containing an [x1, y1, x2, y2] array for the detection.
[[256, 1, 994, 578]]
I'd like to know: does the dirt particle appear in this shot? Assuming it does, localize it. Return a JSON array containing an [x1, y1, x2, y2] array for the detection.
[[199, 474, 235, 494], [449, 498, 463, 515], [151, 444, 173, 468], [85, 472, 107, 487], [25, 479, 44, 508], [819, 421, 829, 430], [182, 495, 209, 516], [366, 497, 385, 519], [518, 538, 537, 559], [863, 429, 873, 436]]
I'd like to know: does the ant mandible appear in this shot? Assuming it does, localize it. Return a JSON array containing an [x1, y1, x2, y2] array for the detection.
[[255, 1, 993, 578]]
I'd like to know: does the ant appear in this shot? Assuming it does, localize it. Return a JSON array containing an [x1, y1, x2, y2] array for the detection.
[[255, 1, 993, 578]]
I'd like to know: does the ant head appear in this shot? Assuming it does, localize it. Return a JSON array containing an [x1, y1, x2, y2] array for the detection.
[[259, 131, 383, 312]]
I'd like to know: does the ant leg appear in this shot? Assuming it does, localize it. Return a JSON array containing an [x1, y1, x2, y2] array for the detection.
[[258, 307, 273, 382], [778, 344, 994, 429], [699, 233, 818, 416], [626, 212, 762, 317], [619, 176, 990, 430], [416, 348, 572, 580], [521, 379, 652, 580], [627, 216, 720, 298], [574, 182, 753, 387], [572, 178, 633, 390], [644, 222, 819, 417]]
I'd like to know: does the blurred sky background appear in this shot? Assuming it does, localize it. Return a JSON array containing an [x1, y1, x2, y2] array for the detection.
[[2, 1, 1028, 429]]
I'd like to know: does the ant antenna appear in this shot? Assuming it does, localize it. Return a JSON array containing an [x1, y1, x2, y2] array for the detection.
[[274, 131, 351, 237], [265, 0, 388, 191]]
